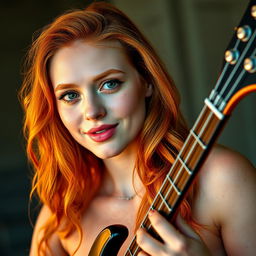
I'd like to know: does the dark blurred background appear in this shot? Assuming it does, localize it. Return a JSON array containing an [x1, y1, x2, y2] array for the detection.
[[0, 0, 255, 255]]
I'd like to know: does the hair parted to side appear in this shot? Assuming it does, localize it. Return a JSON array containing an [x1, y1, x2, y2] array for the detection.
[[20, 2, 199, 255]]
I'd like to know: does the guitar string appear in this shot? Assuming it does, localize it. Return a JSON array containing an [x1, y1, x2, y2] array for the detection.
[[155, 110, 211, 213], [217, 29, 256, 102], [224, 47, 256, 103], [144, 106, 208, 218], [212, 39, 240, 94], [158, 109, 213, 212], [214, 18, 255, 98]]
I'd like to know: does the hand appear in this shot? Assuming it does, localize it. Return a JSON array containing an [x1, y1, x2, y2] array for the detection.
[[136, 210, 211, 256]]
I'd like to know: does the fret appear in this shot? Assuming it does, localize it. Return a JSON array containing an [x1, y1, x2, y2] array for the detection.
[[191, 105, 208, 131], [193, 106, 214, 137], [141, 215, 151, 228], [125, 240, 138, 256], [179, 136, 201, 172], [177, 154, 192, 175], [179, 134, 197, 164], [140, 217, 152, 233], [204, 98, 225, 120], [198, 109, 212, 138], [166, 175, 181, 195], [199, 113, 221, 146], [183, 134, 198, 163], [190, 130, 207, 150], [159, 192, 173, 212], [127, 248, 133, 256], [133, 246, 139, 255]]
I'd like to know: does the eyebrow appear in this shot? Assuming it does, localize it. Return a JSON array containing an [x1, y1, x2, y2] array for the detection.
[[54, 69, 125, 92]]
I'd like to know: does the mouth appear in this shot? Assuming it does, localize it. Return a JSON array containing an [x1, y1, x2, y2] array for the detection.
[[85, 123, 118, 142]]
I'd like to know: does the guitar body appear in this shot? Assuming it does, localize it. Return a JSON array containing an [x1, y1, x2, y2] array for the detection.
[[88, 225, 128, 256]]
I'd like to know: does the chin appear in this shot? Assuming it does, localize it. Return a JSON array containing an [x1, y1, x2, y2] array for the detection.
[[96, 150, 123, 160], [93, 145, 126, 160]]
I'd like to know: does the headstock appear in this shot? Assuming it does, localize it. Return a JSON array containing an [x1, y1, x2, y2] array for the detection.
[[207, 0, 256, 115]]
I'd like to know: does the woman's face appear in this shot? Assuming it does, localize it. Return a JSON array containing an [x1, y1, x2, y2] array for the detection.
[[50, 40, 152, 159]]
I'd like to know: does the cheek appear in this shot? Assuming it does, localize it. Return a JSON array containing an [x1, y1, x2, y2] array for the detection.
[[57, 105, 81, 130], [110, 90, 145, 118]]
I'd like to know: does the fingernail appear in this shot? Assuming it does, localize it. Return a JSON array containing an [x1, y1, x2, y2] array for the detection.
[[148, 209, 155, 217]]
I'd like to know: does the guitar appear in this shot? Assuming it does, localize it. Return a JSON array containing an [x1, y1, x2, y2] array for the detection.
[[89, 1, 256, 255]]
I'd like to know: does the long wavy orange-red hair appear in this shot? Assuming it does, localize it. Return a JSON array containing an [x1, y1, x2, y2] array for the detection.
[[20, 2, 199, 255]]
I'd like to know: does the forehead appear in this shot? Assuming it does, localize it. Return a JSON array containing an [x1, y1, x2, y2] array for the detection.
[[49, 40, 133, 86]]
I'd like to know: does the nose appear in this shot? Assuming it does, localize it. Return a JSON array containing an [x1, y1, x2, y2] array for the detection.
[[84, 95, 106, 120]]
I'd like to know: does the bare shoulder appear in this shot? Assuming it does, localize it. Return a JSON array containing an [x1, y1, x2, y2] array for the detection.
[[30, 205, 67, 256], [199, 144, 256, 196], [197, 144, 256, 209], [196, 144, 256, 255]]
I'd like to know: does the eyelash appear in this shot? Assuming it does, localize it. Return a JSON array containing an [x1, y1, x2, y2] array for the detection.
[[58, 91, 80, 104], [99, 79, 123, 93], [58, 79, 123, 104]]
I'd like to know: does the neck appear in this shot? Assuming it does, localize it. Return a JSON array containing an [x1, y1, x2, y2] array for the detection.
[[100, 142, 144, 198]]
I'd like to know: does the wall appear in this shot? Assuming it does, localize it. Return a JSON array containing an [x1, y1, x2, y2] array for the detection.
[[0, 0, 255, 255]]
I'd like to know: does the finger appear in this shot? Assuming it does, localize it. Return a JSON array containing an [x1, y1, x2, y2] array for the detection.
[[148, 210, 183, 243], [136, 227, 164, 255], [175, 214, 201, 240]]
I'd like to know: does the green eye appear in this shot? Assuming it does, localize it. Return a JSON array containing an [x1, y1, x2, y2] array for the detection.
[[59, 91, 80, 103]]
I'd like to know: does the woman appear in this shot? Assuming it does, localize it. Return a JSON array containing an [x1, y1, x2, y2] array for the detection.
[[20, 2, 256, 255]]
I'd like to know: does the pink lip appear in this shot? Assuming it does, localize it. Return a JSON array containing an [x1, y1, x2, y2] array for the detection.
[[85, 123, 118, 142]]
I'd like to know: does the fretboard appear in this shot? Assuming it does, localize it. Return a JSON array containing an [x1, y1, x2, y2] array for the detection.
[[125, 101, 228, 256]]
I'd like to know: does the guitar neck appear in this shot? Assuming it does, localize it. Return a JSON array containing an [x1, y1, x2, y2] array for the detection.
[[125, 102, 228, 255], [125, 1, 256, 254]]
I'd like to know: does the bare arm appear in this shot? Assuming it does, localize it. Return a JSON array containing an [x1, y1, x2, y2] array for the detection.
[[30, 205, 67, 256]]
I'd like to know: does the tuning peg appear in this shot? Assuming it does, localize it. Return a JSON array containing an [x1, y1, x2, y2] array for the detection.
[[252, 5, 256, 19], [244, 57, 256, 73], [225, 49, 239, 64], [237, 25, 252, 42]]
